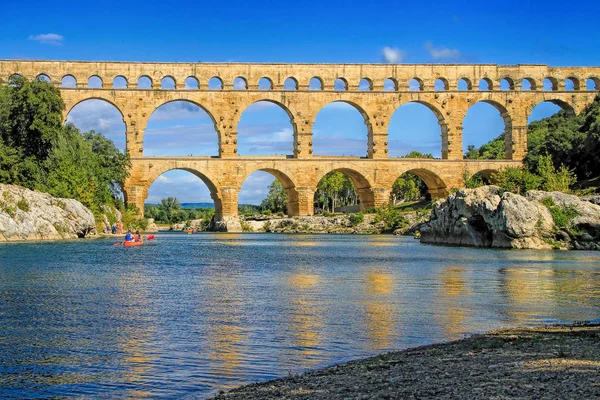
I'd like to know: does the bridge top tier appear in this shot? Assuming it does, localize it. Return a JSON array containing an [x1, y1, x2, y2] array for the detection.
[[2, 60, 599, 91]]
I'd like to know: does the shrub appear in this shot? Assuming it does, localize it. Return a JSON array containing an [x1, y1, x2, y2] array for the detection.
[[240, 221, 253, 232], [16, 198, 30, 212], [540, 197, 579, 229], [348, 212, 364, 226], [462, 170, 485, 189], [374, 205, 409, 232]]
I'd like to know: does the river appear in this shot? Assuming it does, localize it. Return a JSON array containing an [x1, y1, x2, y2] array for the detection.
[[1, 233, 599, 398]]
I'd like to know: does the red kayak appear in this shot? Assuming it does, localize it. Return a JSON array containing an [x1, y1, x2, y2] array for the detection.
[[123, 240, 143, 247]]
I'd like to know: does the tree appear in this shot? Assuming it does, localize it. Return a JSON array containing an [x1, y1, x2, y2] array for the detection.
[[157, 197, 182, 223], [464, 134, 505, 160], [260, 179, 287, 213]]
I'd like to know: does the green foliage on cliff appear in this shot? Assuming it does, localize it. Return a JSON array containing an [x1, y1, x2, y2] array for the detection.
[[0, 76, 130, 214]]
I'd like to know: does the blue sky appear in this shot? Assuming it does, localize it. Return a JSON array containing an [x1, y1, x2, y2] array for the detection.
[[4, 0, 599, 204]]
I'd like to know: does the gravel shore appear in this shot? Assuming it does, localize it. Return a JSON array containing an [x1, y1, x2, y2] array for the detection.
[[211, 324, 600, 399]]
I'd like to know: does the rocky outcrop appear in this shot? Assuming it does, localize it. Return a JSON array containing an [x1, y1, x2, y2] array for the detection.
[[145, 218, 159, 232], [0, 184, 96, 241], [241, 214, 384, 234], [420, 186, 600, 250]]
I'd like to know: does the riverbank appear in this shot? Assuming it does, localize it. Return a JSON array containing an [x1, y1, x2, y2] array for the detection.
[[211, 323, 600, 399]]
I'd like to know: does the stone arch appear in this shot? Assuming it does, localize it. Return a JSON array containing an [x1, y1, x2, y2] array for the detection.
[[564, 76, 580, 91], [208, 76, 223, 90], [143, 167, 223, 219], [387, 100, 447, 158], [359, 78, 373, 91], [528, 99, 576, 122], [334, 77, 348, 90], [284, 77, 298, 90], [393, 168, 448, 199], [543, 77, 559, 91], [521, 77, 537, 90], [409, 77, 423, 91], [112, 75, 128, 89], [312, 100, 372, 157], [587, 77, 600, 91], [236, 99, 296, 156], [88, 75, 103, 88], [458, 77, 472, 90], [61, 74, 77, 88], [478, 78, 493, 90], [309, 77, 323, 90], [185, 76, 199, 89], [233, 76, 248, 90], [314, 167, 375, 211], [238, 167, 301, 215], [258, 77, 273, 90], [64, 96, 125, 121], [145, 99, 220, 156], [500, 76, 514, 90], [138, 75, 153, 89], [434, 78, 449, 90], [35, 73, 51, 83], [471, 168, 498, 184], [383, 78, 398, 91], [161, 76, 176, 89], [463, 100, 512, 159]]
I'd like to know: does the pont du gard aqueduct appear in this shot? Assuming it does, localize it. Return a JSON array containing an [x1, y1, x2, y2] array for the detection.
[[2, 60, 600, 221]]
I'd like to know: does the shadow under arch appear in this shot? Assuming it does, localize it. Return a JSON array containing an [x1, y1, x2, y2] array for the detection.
[[239, 167, 303, 216], [465, 99, 512, 159], [399, 168, 448, 199], [142, 167, 223, 219], [471, 169, 499, 185], [146, 99, 220, 156], [314, 167, 375, 211]]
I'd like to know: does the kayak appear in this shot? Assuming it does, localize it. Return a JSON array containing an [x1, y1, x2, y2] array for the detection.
[[124, 240, 143, 247]]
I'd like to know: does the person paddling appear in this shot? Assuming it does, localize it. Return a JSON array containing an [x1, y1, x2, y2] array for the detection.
[[125, 230, 133, 242], [134, 230, 141, 242]]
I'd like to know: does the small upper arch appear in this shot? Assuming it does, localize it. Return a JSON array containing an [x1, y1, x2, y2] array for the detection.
[[184, 76, 199, 90], [61, 74, 77, 88], [543, 77, 559, 91], [383, 77, 398, 91], [161, 76, 176, 89], [309, 76, 323, 90], [499, 76, 514, 90], [233, 76, 248, 90], [283, 77, 298, 90], [358, 77, 373, 91], [208, 76, 223, 90], [520, 77, 537, 91], [434, 78, 449, 91], [587, 76, 600, 91], [478, 77, 493, 91], [458, 77, 472, 90], [409, 77, 423, 91], [137, 75, 153, 89], [112, 75, 128, 89], [35, 73, 51, 83], [564, 76, 580, 91], [334, 77, 348, 90], [258, 77, 273, 90], [88, 75, 103, 89]]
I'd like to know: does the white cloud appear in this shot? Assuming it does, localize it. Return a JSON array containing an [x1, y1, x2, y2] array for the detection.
[[424, 41, 461, 61], [382, 47, 405, 63], [29, 33, 63, 46]]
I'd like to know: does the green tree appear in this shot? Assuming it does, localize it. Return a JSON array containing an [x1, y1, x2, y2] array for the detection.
[[157, 197, 182, 223], [464, 134, 505, 160], [260, 179, 287, 213]]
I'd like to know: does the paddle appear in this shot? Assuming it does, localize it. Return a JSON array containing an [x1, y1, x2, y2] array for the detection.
[[146, 235, 155, 240]]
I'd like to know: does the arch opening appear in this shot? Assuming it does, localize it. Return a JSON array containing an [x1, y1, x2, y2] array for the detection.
[[36, 74, 51, 83], [309, 77, 323, 90], [500, 77, 514, 90], [65, 99, 126, 152], [284, 77, 298, 90], [521, 78, 536, 91], [391, 169, 447, 204], [543, 77, 558, 91], [334, 78, 348, 91], [258, 77, 272, 90], [233, 77, 247, 90], [434, 78, 448, 91], [237, 101, 295, 156], [383, 78, 397, 91], [138, 76, 152, 89], [161, 76, 175, 90], [564, 77, 579, 91], [112, 76, 128, 89], [458, 78, 471, 90], [358, 78, 372, 91], [586, 77, 600, 91], [240, 169, 297, 216], [185, 77, 199, 90], [388, 102, 443, 158], [144, 169, 218, 226], [528, 100, 575, 124], [144, 100, 219, 156], [463, 101, 509, 159], [314, 169, 366, 213], [478, 78, 492, 91], [88, 75, 103, 89], [208, 77, 223, 90], [312, 101, 369, 157], [61, 75, 77, 88], [409, 78, 423, 91]]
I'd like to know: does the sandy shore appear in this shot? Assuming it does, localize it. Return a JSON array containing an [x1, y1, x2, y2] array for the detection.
[[211, 324, 600, 399]]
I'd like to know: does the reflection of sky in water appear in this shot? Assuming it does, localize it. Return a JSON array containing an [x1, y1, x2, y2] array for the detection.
[[1, 234, 599, 398]]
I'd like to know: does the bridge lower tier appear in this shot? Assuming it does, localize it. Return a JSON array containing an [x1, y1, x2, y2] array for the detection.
[[124, 157, 522, 218]]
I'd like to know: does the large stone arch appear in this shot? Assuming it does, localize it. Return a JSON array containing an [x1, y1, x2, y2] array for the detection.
[[529, 98, 576, 118], [62, 95, 125, 123], [464, 99, 512, 159], [238, 166, 304, 216], [391, 167, 449, 199], [313, 166, 375, 211], [139, 166, 223, 219]]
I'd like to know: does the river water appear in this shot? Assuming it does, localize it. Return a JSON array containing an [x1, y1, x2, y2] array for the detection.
[[1, 233, 599, 398]]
